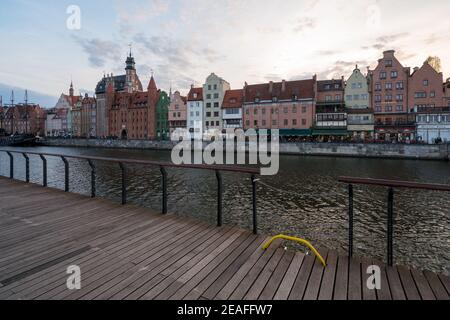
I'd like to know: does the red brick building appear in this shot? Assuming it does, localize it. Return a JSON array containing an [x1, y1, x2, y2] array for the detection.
[[107, 76, 159, 140], [368, 50, 414, 140], [409, 61, 444, 111], [444, 78, 450, 108], [3, 104, 45, 135]]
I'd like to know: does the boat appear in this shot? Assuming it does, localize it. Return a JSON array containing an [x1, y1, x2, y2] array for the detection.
[[0, 134, 37, 146]]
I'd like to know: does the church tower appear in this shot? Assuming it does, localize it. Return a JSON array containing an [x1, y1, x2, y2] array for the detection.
[[125, 47, 137, 93]]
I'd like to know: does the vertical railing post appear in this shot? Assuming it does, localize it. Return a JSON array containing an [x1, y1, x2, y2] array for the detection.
[[87, 159, 96, 198], [348, 184, 354, 258], [119, 162, 126, 205], [61, 156, 69, 192], [251, 175, 258, 235], [22, 153, 30, 183], [387, 187, 394, 266], [6, 151, 13, 179], [216, 170, 223, 227], [40, 155, 47, 187], [160, 166, 167, 214]]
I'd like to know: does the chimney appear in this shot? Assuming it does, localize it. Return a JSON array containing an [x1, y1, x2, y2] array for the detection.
[[414, 67, 419, 72], [269, 81, 273, 94], [282, 80, 286, 92]]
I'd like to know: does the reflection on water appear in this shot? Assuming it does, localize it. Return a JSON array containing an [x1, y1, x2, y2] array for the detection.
[[0, 146, 449, 275]]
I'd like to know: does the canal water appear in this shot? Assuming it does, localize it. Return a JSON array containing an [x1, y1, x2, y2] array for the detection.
[[0, 146, 449, 275]]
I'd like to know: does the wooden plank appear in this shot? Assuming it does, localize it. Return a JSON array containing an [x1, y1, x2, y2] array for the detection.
[[288, 252, 316, 300], [411, 269, 436, 300], [258, 251, 294, 300], [317, 251, 338, 300], [215, 239, 281, 300], [438, 274, 450, 296], [385, 266, 406, 300], [273, 252, 304, 300], [347, 256, 362, 300], [397, 266, 421, 300], [243, 248, 285, 300], [303, 249, 328, 300], [373, 259, 392, 300], [424, 271, 450, 300], [360, 257, 376, 300], [333, 255, 349, 300]]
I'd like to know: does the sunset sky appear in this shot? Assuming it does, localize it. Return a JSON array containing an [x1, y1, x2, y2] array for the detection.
[[0, 0, 449, 106]]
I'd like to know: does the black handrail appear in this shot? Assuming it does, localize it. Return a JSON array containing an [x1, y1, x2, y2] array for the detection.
[[0, 149, 261, 234], [338, 176, 450, 266]]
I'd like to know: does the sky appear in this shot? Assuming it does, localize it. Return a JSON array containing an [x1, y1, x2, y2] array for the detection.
[[0, 0, 449, 107]]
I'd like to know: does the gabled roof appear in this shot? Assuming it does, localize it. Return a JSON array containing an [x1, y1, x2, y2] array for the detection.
[[222, 89, 243, 109], [187, 87, 203, 101], [243, 79, 315, 104]]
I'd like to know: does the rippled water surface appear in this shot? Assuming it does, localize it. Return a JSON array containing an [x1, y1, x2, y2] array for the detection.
[[1, 146, 449, 275]]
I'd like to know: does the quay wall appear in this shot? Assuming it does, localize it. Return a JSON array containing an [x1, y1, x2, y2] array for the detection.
[[39, 138, 450, 161]]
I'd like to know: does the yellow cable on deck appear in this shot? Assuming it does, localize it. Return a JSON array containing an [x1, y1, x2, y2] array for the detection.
[[262, 235, 327, 267]]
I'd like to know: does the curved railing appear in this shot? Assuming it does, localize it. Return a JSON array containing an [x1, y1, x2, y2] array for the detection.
[[0, 149, 261, 234]]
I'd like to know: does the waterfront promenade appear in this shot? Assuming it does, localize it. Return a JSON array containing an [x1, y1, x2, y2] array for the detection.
[[0, 177, 449, 300]]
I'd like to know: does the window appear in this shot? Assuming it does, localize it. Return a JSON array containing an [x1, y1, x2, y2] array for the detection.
[[216, 121, 219, 126], [206, 94, 211, 99], [385, 105, 393, 112], [206, 121, 209, 126], [358, 83, 363, 89], [385, 94, 392, 102], [380, 72, 387, 79], [375, 83, 382, 91], [386, 83, 393, 90], [284, 107, 288, 113], [302, 119, 307, 125], [213, 112, 218, 117], [246, 120, 250, 126], [214, 102, 219, 108], [396, 94, 403, 102], [302, 107, 307, 113], [272, 97, 278, 102], [391, 71, 398, 78], [375, 105, 382, 112], [208, 85, 211, 90], [262, 120, 266, 126], [214, 93, 219, 99], [385, 60, 393, 67], [430, 91, 436, 97], [262, 108, 266, 115], [346, 95, 353, 101], [325, 95, 332, 101], [206, 112, 211, 117], [353, 94, 360, 100], [254, 109, 258, 115], [415, 92, 427, 98], [272, 120, 277, 125], [292, 119, 297, 125], [375, 95, 382, 102], [246, 109, 250, 115], [196, 111, 200, 116], [206, 103, 211, 108], [335, 94, 341, 101], [396, 105, 403, 111], [284, 119, 288, 126], [423, 80, 429, 86], [292, 106, 297, 113], [214, 85, 217, 90], [254, 120, 258, 126], [396, 82, 404, 90], [361, 94, 368, 100], [334, 84, 340, 89]]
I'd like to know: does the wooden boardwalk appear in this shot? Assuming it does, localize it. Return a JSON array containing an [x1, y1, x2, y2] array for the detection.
[[0, 177, 449, 300]]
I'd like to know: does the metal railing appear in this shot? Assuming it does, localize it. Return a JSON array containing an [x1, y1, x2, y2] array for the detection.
[[0, 149, 261, 234], [338, 176, 450, 266]]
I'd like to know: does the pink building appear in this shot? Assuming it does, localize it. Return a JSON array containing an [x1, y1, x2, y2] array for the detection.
[[168, 91, 187, 133], [409, 61, 444, 111], [368, 50, 414, 140], [242, 78, 316, 134]]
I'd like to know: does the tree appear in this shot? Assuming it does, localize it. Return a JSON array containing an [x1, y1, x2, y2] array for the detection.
[[426, 56, 442, 73]]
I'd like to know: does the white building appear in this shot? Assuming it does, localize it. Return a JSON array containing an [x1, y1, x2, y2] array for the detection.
[[186, 86, 204, 139], [416, 107, 450, 143]]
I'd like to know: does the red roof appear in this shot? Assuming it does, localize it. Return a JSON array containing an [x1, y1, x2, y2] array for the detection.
[[187, 87, 203, 101], [222, 89, 243, 109], [243, 79, 315, 103]]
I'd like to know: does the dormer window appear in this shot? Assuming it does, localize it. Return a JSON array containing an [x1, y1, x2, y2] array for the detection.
[[385, 60, 393, 67], [193, 93, 198, 99]]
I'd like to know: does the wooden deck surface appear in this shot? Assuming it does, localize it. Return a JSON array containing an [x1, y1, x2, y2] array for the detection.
[[0, 177, 449, 300]]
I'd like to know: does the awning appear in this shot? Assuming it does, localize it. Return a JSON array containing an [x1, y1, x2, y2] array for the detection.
[[312, 129, 349, 136], [279, 129, 312, 137]]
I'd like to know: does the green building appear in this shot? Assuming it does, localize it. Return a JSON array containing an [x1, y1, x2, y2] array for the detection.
[[156, 90, 170, 140]]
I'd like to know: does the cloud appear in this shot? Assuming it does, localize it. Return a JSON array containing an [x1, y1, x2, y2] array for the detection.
[[116, 0, 169, 24], [317, 60, 370, 79], [293, 17, 316, 33], [376, 32, 410, 44], [72, 36, 122, 68]]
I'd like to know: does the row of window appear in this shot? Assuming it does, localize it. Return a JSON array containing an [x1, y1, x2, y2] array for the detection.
[[205, 121, 220, 127], [414, 91, 436, 98], [245, 119, 308, 127], [206, 112, 220, 117], [375, 82, 404, 91], [374, 94, 404, 102], [206, 102, 220, 108], [317, 114, 346, 121], [207, 84, 218, 91], [417, 115, 450, 123], [205, 93, 220, 100], [346, 94, 369, 101], [374, 105, 404, 112], [379, 71, 399, 80], [245, 105, 308, 115]]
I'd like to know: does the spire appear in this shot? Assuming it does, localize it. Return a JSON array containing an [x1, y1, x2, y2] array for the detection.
[[125, 45, 136, 71], [24, 90, 28, 105], [69, 80, 74, 97], [10, 90, 14, 107], [147, 74, 157, 91]]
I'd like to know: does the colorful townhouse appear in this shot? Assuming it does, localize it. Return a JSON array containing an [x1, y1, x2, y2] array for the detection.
[[242, 78, 316, 137], [155, 91, 170, 140], [368, 50, 414, 141], [168, 91, 187, 135], [203, 73, 230, 132], [222, 89, 243, 129], [314, 78, 347, 137], [186, 86, 203, 139], [344, 66, 374, 139], [409, 60, 444, 112], [3, 103, 45, 136]]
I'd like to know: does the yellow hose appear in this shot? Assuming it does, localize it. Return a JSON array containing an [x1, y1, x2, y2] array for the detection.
[[262, 234, 327, 267]]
